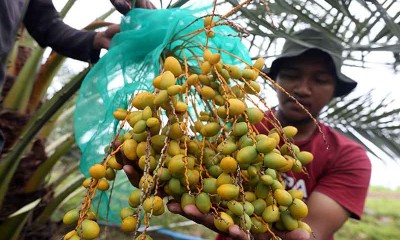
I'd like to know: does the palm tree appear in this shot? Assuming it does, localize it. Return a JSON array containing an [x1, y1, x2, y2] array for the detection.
[[0, 0, 115, 238], [224, 0, 400, 159], [0, 0, 398, 239]]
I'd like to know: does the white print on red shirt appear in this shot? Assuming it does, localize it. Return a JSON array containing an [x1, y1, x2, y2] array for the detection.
[[281, 173, 308, 199]]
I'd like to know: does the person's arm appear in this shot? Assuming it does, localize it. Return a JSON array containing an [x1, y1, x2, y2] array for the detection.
[[166, 201, 311, 240], [303, 191, 349, 240], [23, 0, 101, 63], [303, 141, 371, 239]]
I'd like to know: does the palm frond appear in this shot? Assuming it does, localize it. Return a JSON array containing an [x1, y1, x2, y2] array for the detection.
[[223, 0, 399, 69], [321, 92, 400, 161], [218, 0, 400, 162]]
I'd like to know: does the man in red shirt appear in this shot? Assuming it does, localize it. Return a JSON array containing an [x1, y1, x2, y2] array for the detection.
[[167, 28, 371, 240]]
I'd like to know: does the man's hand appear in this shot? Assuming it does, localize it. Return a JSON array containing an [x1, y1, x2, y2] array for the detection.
[[93, 24, 120, 50], [167, 201, 311, 240], [134, 0, 156, 9], [110, 0, 132, 14], [111, 0, 156, 14], [122, 161, 142, 187], [116, 138, 311, 240], [112, 140, 143, 187]]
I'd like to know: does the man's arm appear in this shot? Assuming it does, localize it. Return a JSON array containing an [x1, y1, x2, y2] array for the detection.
[[303, 138, 371, 240], [304, 191, 349, 240], [23, 0, 100, 63]]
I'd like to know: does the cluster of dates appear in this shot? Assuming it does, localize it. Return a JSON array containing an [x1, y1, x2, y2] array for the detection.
[[62, 16, 313, 240]]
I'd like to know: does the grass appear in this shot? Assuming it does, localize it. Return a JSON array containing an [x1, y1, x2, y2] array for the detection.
[[334, 187, 400, 240]]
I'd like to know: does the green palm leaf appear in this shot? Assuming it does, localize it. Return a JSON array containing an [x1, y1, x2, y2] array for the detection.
[[321, 92, 400, 161], [224, 0, 399, 68], [220, 0, 400, 162]]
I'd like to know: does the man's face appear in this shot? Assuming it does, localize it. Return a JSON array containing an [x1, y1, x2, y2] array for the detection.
[[275, 52, 336, 122]]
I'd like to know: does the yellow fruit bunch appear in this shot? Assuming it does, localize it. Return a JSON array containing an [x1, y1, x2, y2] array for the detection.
[[63, 12, 315, 240]]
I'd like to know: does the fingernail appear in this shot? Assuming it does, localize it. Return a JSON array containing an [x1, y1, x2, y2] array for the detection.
[[123, 165, 132, 173], [182, 204, 196, 213], [229, 224, 241, 234]]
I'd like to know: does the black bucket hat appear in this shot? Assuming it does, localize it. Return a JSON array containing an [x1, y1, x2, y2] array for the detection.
[[267, 28, 357, 97]]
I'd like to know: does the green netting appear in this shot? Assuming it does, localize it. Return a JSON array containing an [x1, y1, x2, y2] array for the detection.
[[74, 4, 251, 223]]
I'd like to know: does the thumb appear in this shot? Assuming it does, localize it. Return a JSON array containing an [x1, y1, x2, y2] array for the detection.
[[105, 24, 120, 38], [93, 24, 120, 50], [123, 164, 141, 187]]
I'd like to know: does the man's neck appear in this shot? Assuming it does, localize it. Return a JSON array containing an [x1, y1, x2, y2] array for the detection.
[[275, 110, 319, 142]]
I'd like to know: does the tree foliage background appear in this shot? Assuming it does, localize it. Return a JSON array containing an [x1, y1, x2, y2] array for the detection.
[[0, 0, 398, 239]]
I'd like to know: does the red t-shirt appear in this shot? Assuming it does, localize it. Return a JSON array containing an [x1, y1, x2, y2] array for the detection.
[[216, 117, 371, 240], [261, 122, 371, 219]]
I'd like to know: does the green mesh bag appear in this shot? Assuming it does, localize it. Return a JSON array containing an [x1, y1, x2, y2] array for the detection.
[[74, 3, 251, 223]]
